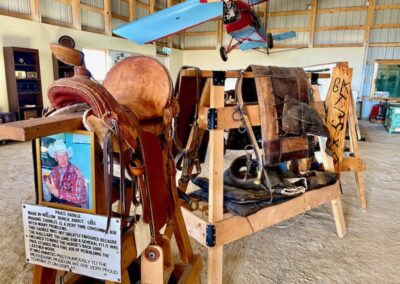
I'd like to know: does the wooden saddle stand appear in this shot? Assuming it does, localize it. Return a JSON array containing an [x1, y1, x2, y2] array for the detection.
[[174, 63, 366, 283], [0, 45, 201, 284]]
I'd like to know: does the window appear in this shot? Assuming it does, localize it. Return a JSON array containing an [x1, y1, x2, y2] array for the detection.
[[82, 48, 107, 82], [370, 60, 400, 101]]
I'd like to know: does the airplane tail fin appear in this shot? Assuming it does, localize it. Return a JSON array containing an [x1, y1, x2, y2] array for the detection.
[[272, 31, 297, 41]]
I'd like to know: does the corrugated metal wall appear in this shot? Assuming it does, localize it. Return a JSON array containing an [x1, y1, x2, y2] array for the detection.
[[268, 0, 309, 11], [41, 0, 73, 24], [112, 0, 129, 17], [0, 0, 31, 14], [80, 0, 104, 30]]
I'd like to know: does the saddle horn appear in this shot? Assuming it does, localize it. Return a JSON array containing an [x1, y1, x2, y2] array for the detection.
[[50, 43, 85, 67]]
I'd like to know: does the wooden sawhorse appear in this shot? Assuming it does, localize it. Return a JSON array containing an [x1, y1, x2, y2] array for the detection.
[[179, 66, 356, 283]]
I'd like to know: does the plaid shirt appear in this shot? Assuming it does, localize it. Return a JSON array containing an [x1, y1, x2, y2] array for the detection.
[[51, 163, 88, 208]]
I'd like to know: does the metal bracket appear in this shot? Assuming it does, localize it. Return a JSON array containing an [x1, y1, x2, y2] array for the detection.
[[207, 108, 218, 130], [212, 71, 226, 86], [206, 224, 216, 247]]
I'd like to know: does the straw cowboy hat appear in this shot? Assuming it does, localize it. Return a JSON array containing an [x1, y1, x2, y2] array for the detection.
[[48, 140, 74, 159]]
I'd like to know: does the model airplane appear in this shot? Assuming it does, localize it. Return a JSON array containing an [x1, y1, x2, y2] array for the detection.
[[113, 0, 296, 61]]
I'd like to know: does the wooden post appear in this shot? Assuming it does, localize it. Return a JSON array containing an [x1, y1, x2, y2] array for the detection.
[[207, 72, 225, 284], [216, 20, 223, 49], [364, 0, 376, 45], [30, 0, 41, 22], [32, 265, 58, 284], [104, 0, 112, 35], [308, 0, 318, 48], [167, 0, 173, 48], [128, 0, 136, 21], [71, 0, 82, 30], [331, 198, 347, 238], [149, 0, 155, 14]]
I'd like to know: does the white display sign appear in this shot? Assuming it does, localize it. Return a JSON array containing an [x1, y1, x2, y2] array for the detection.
[[22, 204, 121, 282]]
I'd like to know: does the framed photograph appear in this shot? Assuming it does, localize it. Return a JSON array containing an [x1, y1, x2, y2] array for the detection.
[[15, 70, 26, 79], [23, 110, 37, 120], [36, 131, 96, 214], [26, 71, 38, 79]]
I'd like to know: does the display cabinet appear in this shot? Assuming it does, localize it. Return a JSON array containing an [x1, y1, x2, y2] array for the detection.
[[3, 47, 43, 120], [52, 55, 74, 80]]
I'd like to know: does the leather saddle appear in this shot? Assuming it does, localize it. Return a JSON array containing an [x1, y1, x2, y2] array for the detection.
[[46, 44, 178, 240], [237, 65, 319, 166]]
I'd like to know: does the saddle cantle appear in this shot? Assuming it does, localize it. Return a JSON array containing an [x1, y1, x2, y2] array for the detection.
[[103, 56, 173, 123]]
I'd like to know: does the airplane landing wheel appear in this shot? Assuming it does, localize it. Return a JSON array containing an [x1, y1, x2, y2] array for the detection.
[[220, 46, 228, 61], [266, 33, 273, 49]]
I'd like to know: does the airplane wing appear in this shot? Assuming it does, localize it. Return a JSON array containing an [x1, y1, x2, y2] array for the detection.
[[113, 0, 223, 44]]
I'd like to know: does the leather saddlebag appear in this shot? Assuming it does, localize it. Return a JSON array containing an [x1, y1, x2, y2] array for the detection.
[[237, 65, 315, 165]]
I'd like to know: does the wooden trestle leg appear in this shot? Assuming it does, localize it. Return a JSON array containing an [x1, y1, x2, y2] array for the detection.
[[331, 198, 347, 238], [207, 72, 225, 284], [32, 265, 58, 284], [348, 96, 367, 212]]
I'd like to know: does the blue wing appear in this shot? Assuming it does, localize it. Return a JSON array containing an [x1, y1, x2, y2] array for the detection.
[[113, 0, 223, 44]]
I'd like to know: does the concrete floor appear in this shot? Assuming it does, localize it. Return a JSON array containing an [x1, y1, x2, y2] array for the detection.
[[0, 120, 399, 283]]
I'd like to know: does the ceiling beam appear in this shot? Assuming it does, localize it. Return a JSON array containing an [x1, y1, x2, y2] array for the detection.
[[0, 9, 34, 20], [373, 23, 400, 29], [80, 3, 103, 14], [314, 43, 364, 48], [268, 10, 308, 17], [185, 31, 218, 37], [374, 4, 400, 10], [318, 6, 367, 14], [316, 25, 366, 32], [309, 0, 318, 48], [369, 42, 400, 47], [268, 27, 308, 33], [112, 12, 129, 22], [42, 16, 75, 29]]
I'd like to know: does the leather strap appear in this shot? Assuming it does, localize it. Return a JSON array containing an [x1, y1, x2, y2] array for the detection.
[[236, 71, 272, 189], [173, 66, 202, 186]]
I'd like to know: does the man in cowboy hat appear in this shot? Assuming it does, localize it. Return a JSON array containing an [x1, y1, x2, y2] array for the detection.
[[45, 140, 88, 208]]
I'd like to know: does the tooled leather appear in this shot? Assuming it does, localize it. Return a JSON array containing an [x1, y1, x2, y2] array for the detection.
[[48, 76, 139, 151], [103, 55, 173, 122]]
